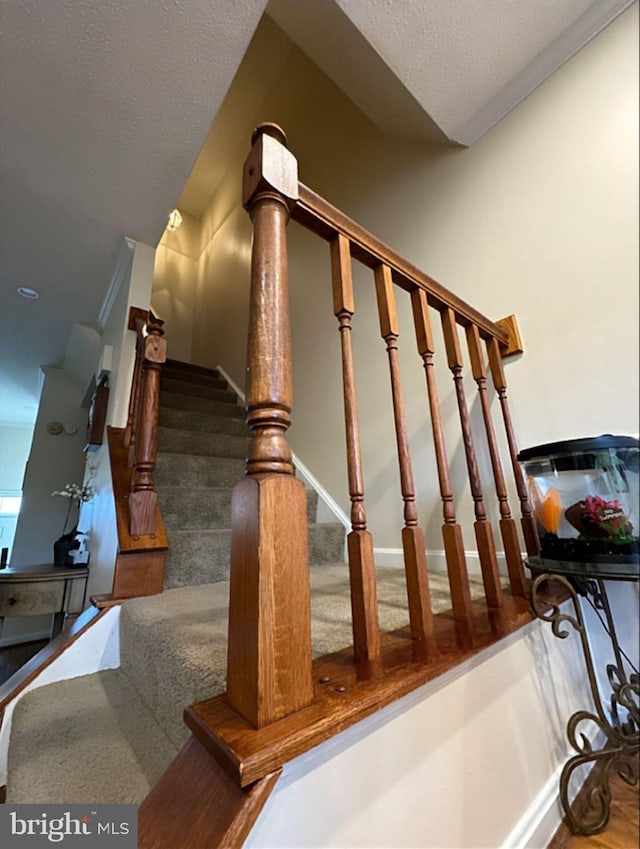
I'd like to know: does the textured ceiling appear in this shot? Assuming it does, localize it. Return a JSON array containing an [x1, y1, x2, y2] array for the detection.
[[0, 0, 633, 426], [270, 0, 634, 144], [0, 0, 268, 425]]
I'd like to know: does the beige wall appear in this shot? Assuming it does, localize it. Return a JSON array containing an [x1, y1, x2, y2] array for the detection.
[[185, 6, 638, 557], [152, 212, 200, 363]]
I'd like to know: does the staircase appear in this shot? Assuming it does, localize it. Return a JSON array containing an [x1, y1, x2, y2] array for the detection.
[[4, 360, 346, 803], [156, 359, 345, 588], [5, 360, 486, 806]]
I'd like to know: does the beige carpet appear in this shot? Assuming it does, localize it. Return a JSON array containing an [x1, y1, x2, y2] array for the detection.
[[7, 564, 486, 804]]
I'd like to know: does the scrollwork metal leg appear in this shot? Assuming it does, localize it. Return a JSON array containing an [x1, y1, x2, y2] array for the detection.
[[531, 573, 639, 835]]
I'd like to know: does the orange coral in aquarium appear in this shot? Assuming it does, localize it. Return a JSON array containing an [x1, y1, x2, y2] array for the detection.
[[528, 476, 564, 533], [540, 487, 563, 534]]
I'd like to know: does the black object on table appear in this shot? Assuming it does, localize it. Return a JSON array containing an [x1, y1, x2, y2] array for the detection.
[[526, 556, 639, 835]]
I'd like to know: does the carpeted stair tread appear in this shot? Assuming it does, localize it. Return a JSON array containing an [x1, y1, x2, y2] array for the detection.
[[159, 390, 244, 419], [160, 377, 237, 404], [163, 522, 344, 588], [157, 426, 249, 459], [7, 669, 178, 804], [157, 486, 318, 530], [162, 367, 228, 391], [7, 567, 490, 804], [158, 406, 248, 437], [164, 358, 220, 377], [120, 565, 489, 749]]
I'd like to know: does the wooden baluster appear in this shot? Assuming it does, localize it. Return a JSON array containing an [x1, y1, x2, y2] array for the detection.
[[129, 312, 166, 536], [441, 309, 503, 610], [227, 124, 314, 729], [374, 265, 435, 662], [331, 234, 382, 679], [487, 337, 540, 558], [466, 325, 527, 598], [411, 290, 475, 636]]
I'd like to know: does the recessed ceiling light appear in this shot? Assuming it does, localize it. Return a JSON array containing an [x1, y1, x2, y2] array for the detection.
[[17, 286, 40, 300]]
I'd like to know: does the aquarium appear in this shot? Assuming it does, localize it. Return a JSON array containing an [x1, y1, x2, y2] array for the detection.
[[518, 435, 639, 564]]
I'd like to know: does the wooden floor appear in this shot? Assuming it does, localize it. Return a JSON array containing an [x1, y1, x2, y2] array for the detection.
[[552, 763, 639, 849], [0, 639, 48, 686]]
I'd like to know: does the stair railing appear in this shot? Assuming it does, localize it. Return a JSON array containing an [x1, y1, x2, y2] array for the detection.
[[123, 307, 166, 537], [224, 123, 539, 733]]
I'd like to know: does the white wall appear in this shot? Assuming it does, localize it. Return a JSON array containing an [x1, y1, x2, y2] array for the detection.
[[247, 584, 638, 849], [0, 425, 33, 492], [83, 240, 157, 598], [247, 613, 594, 849], [0, 424, 34, 562], [11, 367, 89, 568], [189, 6, 638, 562], [104, 242, 157, 431]]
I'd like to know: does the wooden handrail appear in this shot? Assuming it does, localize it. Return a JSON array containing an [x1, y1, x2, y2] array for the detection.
[[292, 184, 511, 346], [125, 307, 166, 537]]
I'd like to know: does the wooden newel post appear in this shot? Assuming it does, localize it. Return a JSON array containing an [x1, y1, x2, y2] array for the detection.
[[226, 124, 314, 728], [129, 312, 166, 536]]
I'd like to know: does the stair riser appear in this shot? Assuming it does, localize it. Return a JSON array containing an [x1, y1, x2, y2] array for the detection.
[[155, 455, 246, 489], [160, 378, 236, 404], [158, 407, 249, 437], [157, 487, 319, 530], [157, 427, 250, 459], [164, 523, 345, 588], [160, 391, 243, 419]]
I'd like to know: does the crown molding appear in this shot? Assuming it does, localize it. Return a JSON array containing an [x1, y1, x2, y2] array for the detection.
[[452, 0, 635, 145], [97, 237, 136, 331]]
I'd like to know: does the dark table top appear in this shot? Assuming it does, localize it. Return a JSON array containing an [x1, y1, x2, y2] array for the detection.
[[525, 556, 640, 582], [0, 563, 89, 583]]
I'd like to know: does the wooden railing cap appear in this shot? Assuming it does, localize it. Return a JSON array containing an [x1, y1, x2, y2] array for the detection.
[[251, 122, 288, 148], [243, 124, 299, 212]]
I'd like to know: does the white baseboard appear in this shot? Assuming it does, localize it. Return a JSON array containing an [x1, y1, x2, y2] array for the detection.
[[501, 730, 605, 849], [502, 764, 564, 849], [216, 364, 349, 532], [373, 547, 513, 574]]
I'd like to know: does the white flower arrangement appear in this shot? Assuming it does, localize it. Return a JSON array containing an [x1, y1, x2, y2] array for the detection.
[[52, 482, 96, 535]]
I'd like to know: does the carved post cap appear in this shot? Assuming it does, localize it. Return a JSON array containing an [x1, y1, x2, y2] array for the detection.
[[243, 123, 299, 212], [251, 122, 288, 147]]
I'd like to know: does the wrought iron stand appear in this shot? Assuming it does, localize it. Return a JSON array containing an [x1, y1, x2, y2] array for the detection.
[[528, 559, 639, 835]]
